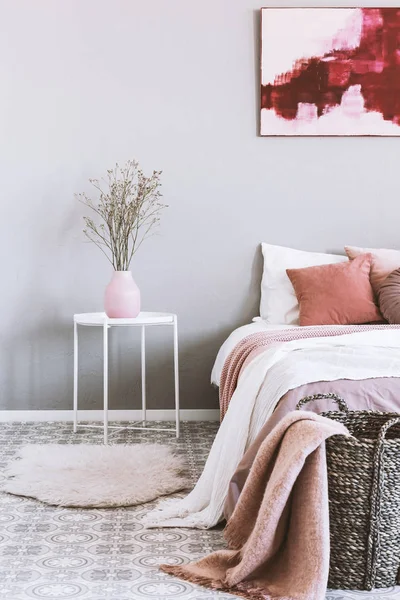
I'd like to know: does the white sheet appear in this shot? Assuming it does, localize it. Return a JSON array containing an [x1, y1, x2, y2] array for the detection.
[[211, 321, 298, 386], [144, 328, 400, 529]]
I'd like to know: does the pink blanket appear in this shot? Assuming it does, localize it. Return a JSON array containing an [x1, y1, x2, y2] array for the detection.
[[162, 412, 349, 600]]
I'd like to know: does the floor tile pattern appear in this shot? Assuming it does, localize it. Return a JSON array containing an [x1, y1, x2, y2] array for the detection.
[[0, 421, 398, 600]]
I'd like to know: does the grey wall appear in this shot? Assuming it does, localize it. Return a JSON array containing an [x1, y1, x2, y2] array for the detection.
[[1, 0, 399, 411]]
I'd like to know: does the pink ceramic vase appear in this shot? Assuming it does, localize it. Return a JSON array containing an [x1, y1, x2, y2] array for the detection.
[[104, 271, 141, 318]]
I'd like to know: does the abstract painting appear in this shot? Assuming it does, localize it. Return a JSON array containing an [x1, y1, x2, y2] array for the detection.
[[260, 8, 400, 136]]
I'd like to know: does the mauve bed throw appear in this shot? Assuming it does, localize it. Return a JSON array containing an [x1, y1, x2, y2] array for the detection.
[[161, 412, 349, 600]]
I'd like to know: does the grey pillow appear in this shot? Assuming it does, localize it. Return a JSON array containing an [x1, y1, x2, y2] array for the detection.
[[379, 268, 400, 324]]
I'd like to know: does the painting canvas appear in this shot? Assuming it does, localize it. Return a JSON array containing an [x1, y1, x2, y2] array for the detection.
[[260, 8, 400, 136]]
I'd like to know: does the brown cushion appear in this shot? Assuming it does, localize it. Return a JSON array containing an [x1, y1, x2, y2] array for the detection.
[[379, 268, 400, 324]]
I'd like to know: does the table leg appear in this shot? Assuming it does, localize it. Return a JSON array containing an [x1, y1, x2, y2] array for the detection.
[[103, 321, 109, 444], [73, 321, 78, 433], [173, 316, 180, 438], [141, 326, 146, 423]]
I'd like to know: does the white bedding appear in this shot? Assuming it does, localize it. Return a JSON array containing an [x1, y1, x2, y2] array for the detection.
[[144, 328, 400, 529], [211, 321, 298, 386]]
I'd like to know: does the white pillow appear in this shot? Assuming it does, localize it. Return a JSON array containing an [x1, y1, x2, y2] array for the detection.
[[260, 243, 348, 325]]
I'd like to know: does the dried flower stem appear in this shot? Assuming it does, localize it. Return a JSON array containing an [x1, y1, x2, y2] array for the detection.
[[76, 159, 166, 271]]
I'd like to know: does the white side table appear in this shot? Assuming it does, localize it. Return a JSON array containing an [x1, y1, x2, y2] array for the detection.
[[73, 312, 180, 443]]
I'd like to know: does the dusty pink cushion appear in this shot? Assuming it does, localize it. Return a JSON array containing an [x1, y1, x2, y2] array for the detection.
[[378, 268, 400, 324], [287, 254, 382, 326], [345, 245, 400, 294]]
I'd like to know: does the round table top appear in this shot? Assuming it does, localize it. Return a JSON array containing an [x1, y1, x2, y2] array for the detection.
[[74, 312, 176, 326]]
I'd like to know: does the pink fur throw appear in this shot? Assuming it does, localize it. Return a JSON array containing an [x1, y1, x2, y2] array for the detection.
[[161, 411, 349, 600]]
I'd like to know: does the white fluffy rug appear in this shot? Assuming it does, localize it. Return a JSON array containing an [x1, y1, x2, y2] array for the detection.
[[4, 444, 189, 508]]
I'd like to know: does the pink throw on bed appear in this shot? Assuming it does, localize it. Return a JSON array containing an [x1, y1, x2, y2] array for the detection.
[[219, 324, 400, 420], [161, 411, 349, 600]]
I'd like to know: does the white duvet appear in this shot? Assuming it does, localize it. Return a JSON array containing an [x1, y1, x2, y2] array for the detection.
[[211, 321, 298, 386], [144, 329, 400, 529]]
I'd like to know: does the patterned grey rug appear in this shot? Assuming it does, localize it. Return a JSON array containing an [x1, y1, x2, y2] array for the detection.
[[0, 421, 398, 600]]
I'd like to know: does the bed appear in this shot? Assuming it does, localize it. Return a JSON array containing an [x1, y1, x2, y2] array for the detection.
[[144, 243, 400, 530], [212, 320, 400, 519]]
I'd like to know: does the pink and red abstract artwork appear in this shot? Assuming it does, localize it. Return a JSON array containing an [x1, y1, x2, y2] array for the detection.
[[261, 8, 400, 136]]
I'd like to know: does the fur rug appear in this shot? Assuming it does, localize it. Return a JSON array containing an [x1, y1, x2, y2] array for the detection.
[[4, 444, 188, 508]]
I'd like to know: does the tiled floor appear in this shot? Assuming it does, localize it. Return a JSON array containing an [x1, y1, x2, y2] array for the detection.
[[0, 421, 398, 600]]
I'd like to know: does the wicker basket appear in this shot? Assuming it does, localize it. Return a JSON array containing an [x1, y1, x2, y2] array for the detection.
[[297, 393, 400, 591]]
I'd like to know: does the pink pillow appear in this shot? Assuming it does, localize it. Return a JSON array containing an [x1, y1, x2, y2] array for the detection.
[[345, 245, 400, 294], [286, 254, 382, 326]]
